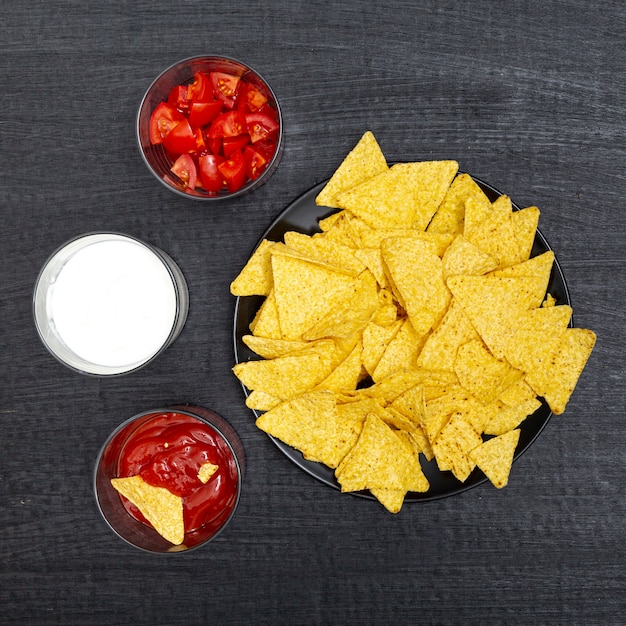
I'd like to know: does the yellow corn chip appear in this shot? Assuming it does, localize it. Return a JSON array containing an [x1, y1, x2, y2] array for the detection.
[[361, 319, 403, 377], [256, 391, 354, 468], [316, 131, 388, 208], [271, 251, 358, 340], [242, 335, 311, 359], [390, 161, 459, 231], [249, 289, 282, 339], [302, 270, 379, 341], [230, 239, 276, 296], [245, 389, 282, 412], [441, 234, 498, 280], [336, 168, 419, 229], [416, 300, 480, 372], [469, 428, 521, 488], [372, 318, 424, 382], [428, 172, 491, 235], [530, 327, 596, 414], [511, 206, 540, 262], [484, 397, 542, 436], [283, 231, 366, 275], [491, 250, 555, 309], [110, 475, 184, 545], [381, 237, 450, 336], [197, 463, 219, 484], [454, 339, 524, 404], [432, 414, 482, 481], [335, 414, 417, 496], [446, 274, 547, 359], [233, 348, 333, 400]]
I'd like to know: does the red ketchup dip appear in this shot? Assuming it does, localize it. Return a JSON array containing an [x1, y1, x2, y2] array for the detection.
[[95, 406, 244, 553]]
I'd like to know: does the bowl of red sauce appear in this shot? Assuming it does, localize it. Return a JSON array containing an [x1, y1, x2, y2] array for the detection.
[[94, 405, 245, 553], [137, 55, 283, 200]]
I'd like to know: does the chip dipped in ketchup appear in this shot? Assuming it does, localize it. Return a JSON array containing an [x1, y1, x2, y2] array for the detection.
[[95, 406, 244, 552]]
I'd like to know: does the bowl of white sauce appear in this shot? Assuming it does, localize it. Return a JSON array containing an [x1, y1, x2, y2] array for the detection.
[[33, 233, 188, 376]]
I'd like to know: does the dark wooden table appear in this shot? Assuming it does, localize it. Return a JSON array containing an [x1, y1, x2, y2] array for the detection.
[[2, 2, 624, 624]]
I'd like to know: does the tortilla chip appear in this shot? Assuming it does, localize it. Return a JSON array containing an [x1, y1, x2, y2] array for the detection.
[[302, 270, 379, 341], [335, 414, 418, 500], [271, 250, 358, 340], [230, 239, 276, 296], [336, 168, 419, 230], [428, 172, 491, 235], [242, 335, 311, 359], [110, 475, 184, 545], [361, 319, 403, 377], [416, 300, 480, 372], [511, 206, 540, 262], [232, 347, 333, 400], [249, 290, 282, 339], [484, 397, 542, 436], [372, 318, 424, 382], [283, 231, 366, 275], [454, 339, 524, 404], [432, 414, 482, 481], [390, 161, 459, 231], [469, 428, 521, 488], [316, 131, 388, 208], [441, 234, 498, 280], [197, 463, 219, 484], [530, 328, 596, 414], [446, 274, 546, 359], [245, 389, 282, 411], [256, 391, 353, 468], [381, 237, 450, 336]]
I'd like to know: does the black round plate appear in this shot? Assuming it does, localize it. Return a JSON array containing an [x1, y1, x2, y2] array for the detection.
[[233, 175, 571, 502]]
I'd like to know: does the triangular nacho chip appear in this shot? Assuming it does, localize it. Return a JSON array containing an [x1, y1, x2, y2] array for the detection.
[[316, 131, 388, 208], [469, 428, 521, 488], [110, 475, 184, 545], [230, 239, 276, 296]]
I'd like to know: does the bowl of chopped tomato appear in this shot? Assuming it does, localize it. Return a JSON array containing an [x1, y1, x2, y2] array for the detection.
[[137, 56, 283, 200]]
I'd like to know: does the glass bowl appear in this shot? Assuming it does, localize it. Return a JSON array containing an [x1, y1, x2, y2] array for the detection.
[[33, 232, 189, 376], [94, 405, 245, 553], [137, 55, 283, 200]]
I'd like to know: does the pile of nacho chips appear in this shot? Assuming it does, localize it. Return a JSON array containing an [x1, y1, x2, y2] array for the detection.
[[231, 131, 595, 513]]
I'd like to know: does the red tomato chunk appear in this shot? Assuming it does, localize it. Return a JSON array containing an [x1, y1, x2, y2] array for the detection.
[[149, 70, 279, 194]]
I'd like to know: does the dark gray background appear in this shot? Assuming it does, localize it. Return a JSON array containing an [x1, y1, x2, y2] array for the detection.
[[2, 2, 624, 624]]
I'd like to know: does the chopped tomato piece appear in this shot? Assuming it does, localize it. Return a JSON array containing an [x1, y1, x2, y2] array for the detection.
[[198, 154, 225, 192], [208, 110, 247, 139], [246, 112, 279, 143], [244, 144, 269, 180], [171, 154, 197, 190], [188, 100, 222, 127], [167, 85, 190, 112], [193, 127, 207, 153], [237, 82, 269, 113], [210, 72, 241, 108], [223, 134, 250, 158], [162, 118, 197, 154], [187, 71, 213, 102], [218, 150, 247, 193], [149, 102, 184, 144], [207, 136, 221, 155]]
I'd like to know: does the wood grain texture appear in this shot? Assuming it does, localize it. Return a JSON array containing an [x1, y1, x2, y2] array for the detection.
[[1, 1, 624, 624]]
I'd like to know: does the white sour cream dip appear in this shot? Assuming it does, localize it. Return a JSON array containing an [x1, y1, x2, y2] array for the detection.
[[47, 237, 178, 369]]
